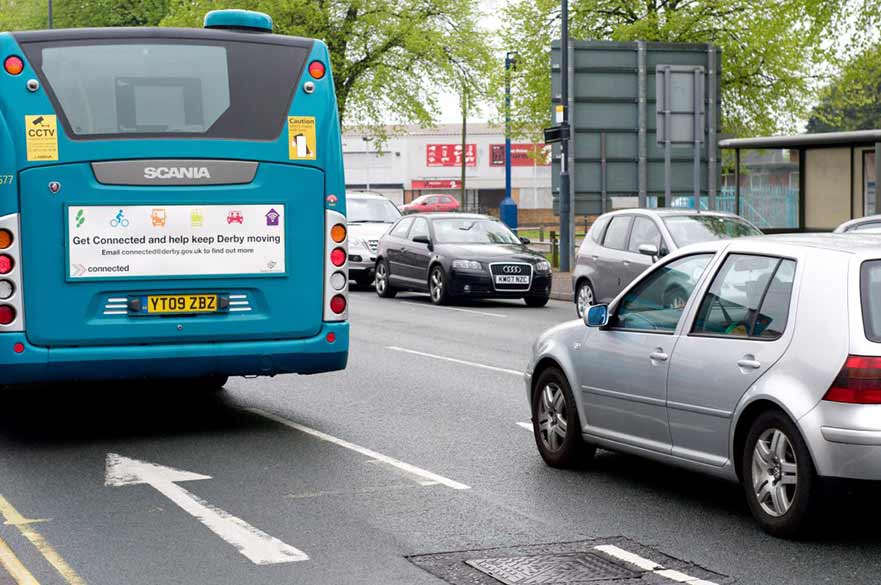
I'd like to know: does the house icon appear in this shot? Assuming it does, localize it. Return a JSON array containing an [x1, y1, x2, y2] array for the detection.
[[265, 208, 280, 226]]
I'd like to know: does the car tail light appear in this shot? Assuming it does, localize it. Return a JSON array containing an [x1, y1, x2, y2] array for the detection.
[[0, 229, 12, 249], [0, 254, 12, 274], [0, 214, 23, 331], [308, 60, 326, 79], [823, 355, 881, 404], [324, 209, 347, 321], [4, 56, 23, 76], [0, 306, 14, 325]]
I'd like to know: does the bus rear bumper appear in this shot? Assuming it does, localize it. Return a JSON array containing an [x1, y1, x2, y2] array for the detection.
[[0, 323, 349, 384]]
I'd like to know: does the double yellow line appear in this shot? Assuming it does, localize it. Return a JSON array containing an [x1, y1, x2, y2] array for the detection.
[[0, 494, 85, 585]]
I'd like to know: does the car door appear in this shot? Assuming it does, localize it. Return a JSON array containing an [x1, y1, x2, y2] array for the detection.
[[578, 253, 716, 453], [624, 215, 662, 284], [385, 217, 414, 284], [402, 217, 433, 287], [667, 252, 799, 466], [592, 215, 633, 302]]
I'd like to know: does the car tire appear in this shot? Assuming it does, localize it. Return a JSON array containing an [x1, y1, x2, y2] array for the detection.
[[375, 259, 397, 298], [531, 366, 595, 468], [524, 295, 550, 307], [575, 280, 595, 318], [741, 410, 818, 538], [429, 265, 449, 305]]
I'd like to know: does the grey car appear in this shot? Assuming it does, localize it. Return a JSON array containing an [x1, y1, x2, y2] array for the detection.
[[346, 191, 402, 286], [573, 209, 761, 318], [835, 214, 881, 234], [527, 234, 881, 536]]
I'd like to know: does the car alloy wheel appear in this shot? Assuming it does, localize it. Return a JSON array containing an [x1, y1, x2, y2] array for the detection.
[[376, 263, 388, 294], [537, 382, 568, 452], [751, 428, 798, 518], [429, 267, 446, 304], [576, 282, 594, 318]]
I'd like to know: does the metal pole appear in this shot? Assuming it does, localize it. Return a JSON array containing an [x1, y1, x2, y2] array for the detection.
[[693, 68, 701, 211], [707, 46, 717, 210], [735, 148, 741, 216], [505, 57, 512, 211], [567, 42, 575, 260], [637, 41, 647, 208], [48, 0, 53, 28], [559, 0, 571, 270], [461, 81, 467, 205], [362, 136, 370, 190], [663, 66, 672, 207], [875, 142, 881, 215], [601, 131, 607, 213]]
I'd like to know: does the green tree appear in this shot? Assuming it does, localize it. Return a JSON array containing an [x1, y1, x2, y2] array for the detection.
[[162, 0, 493, 135], [808, 43, 881, 133], [0, 0, 168, 30], [499, 0, 872, 139]]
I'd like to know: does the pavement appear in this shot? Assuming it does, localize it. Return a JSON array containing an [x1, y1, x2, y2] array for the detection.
[[551, 270, 573, 302], [1, 289, 881, 585]]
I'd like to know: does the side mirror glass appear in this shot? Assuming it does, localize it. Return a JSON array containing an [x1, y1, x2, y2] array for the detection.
[[585, 304, 609, 327], [412, 234, 431, 245], [519, 236, 531, 245], [638, 244, 659, 259]]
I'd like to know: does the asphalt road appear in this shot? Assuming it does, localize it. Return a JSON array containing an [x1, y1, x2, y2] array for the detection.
[[1, 287, 881, 585]]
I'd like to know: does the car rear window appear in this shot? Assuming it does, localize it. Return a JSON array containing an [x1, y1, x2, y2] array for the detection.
[[21, 39, 309, 140], [603, 216, 632, 250], [663, 215, 761, 247], [861, 260, 881, 342]]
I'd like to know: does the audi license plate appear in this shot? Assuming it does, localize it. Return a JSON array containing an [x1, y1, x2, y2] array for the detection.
[[495, 275, 530, 285], [147, 294, 217, 314]]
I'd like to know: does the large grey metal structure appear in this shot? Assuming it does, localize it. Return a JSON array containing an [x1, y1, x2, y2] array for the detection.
[[550, 40, 721, 216]]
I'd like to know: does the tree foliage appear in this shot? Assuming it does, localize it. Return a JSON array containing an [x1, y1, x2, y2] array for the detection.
[[807, 43, 881, 133], [0, 0, 168, 30], [499, 0, 873, 140], [161, 0, 493, 136]]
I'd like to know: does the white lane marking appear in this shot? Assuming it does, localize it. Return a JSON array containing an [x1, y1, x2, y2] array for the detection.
[[248, 409, 471, 491], [594, 545, 719, 585], [386, 346, 521, 376], [400, 300, 507, 318], [105, 454, 308, 565], [516, 422, 532, 431]]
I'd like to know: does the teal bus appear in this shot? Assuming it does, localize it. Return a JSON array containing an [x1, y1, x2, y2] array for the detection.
[[0, 10, 348, 387]]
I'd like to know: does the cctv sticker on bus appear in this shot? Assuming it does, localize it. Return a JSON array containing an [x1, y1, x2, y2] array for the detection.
[[67, 204, 286, 279]]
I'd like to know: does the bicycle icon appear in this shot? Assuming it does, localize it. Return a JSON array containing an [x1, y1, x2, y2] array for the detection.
[[110, 210, 130, 228]]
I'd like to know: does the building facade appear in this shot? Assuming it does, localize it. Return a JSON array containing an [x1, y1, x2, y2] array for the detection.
[[342, 124, 553, 223]]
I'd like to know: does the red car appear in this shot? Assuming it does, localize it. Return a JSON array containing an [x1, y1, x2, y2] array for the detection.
[[401, 194, 460, 214]]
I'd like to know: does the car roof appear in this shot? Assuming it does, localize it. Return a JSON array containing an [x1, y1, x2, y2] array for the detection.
[[346, 191, 388, 200], [417, 213, 490, 221], [680, 233, 881, 257], [601, 208, 740, 219], [835, 215, 881, 232]]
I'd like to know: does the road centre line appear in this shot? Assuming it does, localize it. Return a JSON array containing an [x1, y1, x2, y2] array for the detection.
[[0, 494, 86, 585], [516, 422, 532, 431], [248, 409, 471, 491], [594, 545, 719, 585], [399, 300, 507, 318], [386, 346, 522, 376], [0, 535, 39, 585]]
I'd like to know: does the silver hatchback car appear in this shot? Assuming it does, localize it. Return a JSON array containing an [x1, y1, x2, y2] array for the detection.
[[573, 209, 761, 318], [527, 234, 881, 537]]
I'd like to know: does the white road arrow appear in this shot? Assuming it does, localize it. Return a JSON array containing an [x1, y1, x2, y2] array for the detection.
[[105, 453, 308, 565]]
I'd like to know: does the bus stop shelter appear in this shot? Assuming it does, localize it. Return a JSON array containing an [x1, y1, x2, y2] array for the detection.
[[719, 130, 881, 232]]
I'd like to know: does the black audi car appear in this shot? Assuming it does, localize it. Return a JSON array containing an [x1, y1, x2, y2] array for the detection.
[[374, 213, 552, 306]]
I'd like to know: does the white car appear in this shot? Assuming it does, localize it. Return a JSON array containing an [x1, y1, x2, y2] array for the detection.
[[346, 191, 401, 286]]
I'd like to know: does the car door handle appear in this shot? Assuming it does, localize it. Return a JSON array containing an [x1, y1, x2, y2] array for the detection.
[[592, 255, 599, 261], [649, 349, 668, 362], [623, 260, 630, 266], [737, 356, 761, 370]]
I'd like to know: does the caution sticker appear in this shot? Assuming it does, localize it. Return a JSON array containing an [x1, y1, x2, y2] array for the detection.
[[25, 115, 59, 162], [287, 116, 316, 160]]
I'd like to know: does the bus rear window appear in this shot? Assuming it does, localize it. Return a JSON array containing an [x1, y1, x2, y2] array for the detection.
[[21, 39, 309, 140]]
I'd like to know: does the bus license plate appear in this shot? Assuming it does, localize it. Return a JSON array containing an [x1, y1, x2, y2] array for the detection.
[[147, 294, 217, 314], [495, 275, 530, 285]]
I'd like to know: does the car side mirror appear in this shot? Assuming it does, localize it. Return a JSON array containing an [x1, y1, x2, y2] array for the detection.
[[413, 235, 431, 246], [585, 304, 609, 327], [638, 244, 659, 261], [519, 236, 531, 245]]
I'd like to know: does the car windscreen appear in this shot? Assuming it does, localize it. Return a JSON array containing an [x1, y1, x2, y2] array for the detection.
[[20, 39, 309, 140], [663, 215, 761, 247], [432, 219, 521, 245], [348, 198, 401, 223]]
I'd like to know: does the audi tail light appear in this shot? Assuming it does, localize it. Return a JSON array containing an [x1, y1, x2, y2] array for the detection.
[[823, 355, 881, 404]]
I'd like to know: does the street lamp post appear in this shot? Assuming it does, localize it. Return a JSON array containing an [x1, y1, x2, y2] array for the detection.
[[500, 51, 518, 230], [559, 0, 571, 271], [48, 0, 53, 28], [362, 136, 371, 190]]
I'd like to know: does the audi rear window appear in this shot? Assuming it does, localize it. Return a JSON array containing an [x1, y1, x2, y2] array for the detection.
[[20, 39, 309, 140]]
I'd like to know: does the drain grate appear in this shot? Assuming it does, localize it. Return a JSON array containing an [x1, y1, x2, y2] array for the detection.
[[466, 552, 638, 584]]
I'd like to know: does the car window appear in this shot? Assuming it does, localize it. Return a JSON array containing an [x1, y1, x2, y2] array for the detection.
[[603, 216, 632, 250], [442, 196, 453, 204], [410, 218, 430, 241], [390, 217, 414, 238], [691, 254, 795, 340], [860, 261, 881, 342], [590, 215, 610, 243], [851, 222, 881, 233], [627, 217, 662, 253], [663, 215, 761, 247], [612, 254, 714, 333]]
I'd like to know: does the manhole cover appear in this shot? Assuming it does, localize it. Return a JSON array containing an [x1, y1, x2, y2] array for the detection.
[[466, 551, 638, 584]]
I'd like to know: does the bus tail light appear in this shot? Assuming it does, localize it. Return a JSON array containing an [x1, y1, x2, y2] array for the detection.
[[4, 56, 23, 76], [308, 61, 326, 80], [0, 214, 23, 332], [823, 355, 881, 404], [324, 209, 348, 322]]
